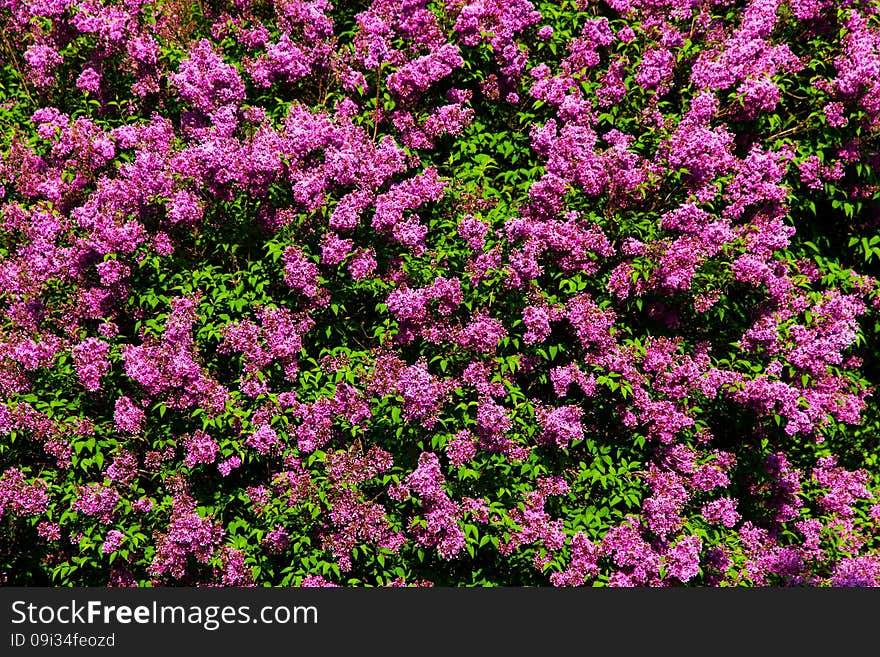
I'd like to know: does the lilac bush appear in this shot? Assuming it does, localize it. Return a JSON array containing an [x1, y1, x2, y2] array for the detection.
[[0, 0, 878, 586]]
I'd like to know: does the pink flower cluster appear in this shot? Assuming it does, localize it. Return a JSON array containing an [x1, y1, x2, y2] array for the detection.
[[0, 0, 877, 589]]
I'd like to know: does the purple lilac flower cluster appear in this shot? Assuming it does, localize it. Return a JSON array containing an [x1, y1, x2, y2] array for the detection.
[[0, 0, 877, 587]]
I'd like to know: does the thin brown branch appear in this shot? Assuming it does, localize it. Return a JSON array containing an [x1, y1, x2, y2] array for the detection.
[[0, 33, 36, 106], [372, 64, 384, 142]]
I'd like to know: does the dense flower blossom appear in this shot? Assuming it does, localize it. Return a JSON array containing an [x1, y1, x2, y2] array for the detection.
[[665, 535, 703, 583], [550, 532, 600, 586], [217, 456, 241, 477], [71, 339, 110, 391], [401, 452, 465, 559], [245, 424, 281, 455], [113, 396, 144, 434], [0, 0, 877, 590], [150, 496, 224, 580], [446, 430, 477, 467], [536, 405, 584, 448], [0, 469, 49, 518], [182, 430, 219, 467], [217, 547, 254, 586], [830, 556, 880, 587], [263, 526, 290, 553], [283, 246, 320, 298], [105, 450, 137, 486], [102, 529, 124, 554], [602, 519, 662, 586], [170, 40, 246, 114], [37, 521, 62, 541], [24, 43, 62, 87], [72, 484, 119, 524], [701, 498, 741, 528]]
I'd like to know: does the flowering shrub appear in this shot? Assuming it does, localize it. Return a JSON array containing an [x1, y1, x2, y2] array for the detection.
[[0, 0, 879, 587]]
